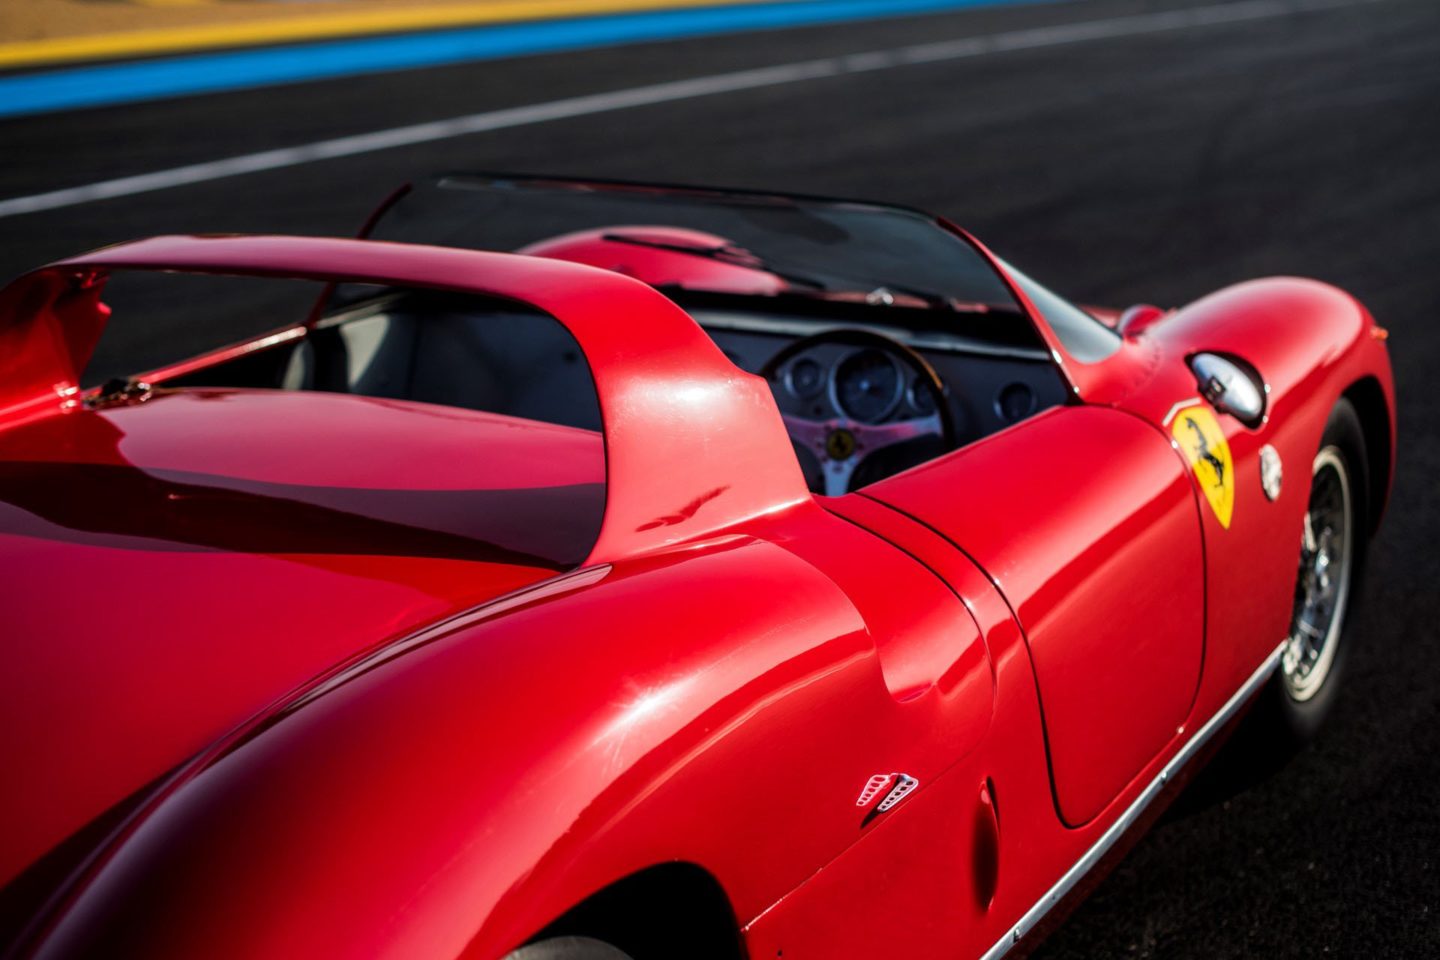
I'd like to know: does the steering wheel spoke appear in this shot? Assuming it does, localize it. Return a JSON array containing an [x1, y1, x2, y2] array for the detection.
[[822, 456, 861, 497], [781, 410, 945, 496], [763, 328, 957, 496], [858, 413, 944, 448], [780, 414, 833, 453]]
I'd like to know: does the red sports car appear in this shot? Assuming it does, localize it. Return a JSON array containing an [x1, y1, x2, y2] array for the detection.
[[0, 175, 1393, 960]]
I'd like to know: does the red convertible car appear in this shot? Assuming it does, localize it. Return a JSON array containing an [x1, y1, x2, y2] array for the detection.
[[0, 175, 1393, 959]]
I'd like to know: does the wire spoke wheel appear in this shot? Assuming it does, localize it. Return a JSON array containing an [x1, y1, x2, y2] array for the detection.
[[1281, 446, 1354, 701]]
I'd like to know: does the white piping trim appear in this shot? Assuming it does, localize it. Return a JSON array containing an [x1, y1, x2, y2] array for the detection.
[[1162, 396, 1204, 427]]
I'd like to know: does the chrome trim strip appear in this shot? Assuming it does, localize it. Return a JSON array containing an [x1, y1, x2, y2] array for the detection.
[[980, 643, 1284, 960], [694, 310, 1054, 361]]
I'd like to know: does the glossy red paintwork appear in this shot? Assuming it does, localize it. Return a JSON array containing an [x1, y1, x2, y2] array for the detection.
[[864, 405, 1206, 826], [745, 280, 1394, 957], [0, 229, 1394, 960], [0, 391, 604, 895], [1086, 278, 1395, 706]]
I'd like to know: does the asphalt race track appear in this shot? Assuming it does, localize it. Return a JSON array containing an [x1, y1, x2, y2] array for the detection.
[[2, 0, 1437, 955]]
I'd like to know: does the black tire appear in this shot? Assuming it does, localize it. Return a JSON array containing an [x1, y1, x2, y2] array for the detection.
[[503, 937, 635, 960], [1252, 396, 1370, 749], [1174, 398, 1371, 815]]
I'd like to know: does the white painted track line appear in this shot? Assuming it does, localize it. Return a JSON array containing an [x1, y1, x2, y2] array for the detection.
[[0, 0, 1381, 220]]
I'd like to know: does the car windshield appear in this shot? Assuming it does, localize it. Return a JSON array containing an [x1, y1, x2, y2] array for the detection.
[[366, 174, 1022, 311]]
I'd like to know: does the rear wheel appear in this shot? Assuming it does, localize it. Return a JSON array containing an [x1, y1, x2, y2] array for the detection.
[[503, 938, 634, 960]]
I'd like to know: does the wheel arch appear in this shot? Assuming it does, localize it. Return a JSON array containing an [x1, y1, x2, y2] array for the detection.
[[1342, 375, 1393, 537], [522, 862, 745, 960]]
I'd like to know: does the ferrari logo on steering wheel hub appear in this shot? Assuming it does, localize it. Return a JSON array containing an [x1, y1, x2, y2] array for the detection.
[[826, 427, 858, 460]]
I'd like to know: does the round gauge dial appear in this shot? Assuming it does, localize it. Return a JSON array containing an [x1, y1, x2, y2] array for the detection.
[[833, 349, 903, 424], [996, 382, 1037, 423], [908, 380, 938, 417], [785, 357, 826, 398]]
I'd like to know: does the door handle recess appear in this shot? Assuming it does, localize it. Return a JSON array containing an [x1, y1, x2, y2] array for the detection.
[[973, 778, 1000, 910]]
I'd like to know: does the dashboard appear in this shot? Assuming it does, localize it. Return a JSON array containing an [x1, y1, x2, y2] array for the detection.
[[694, 308, 1070, 447]]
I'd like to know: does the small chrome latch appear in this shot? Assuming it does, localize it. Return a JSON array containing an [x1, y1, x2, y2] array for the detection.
[[87, 377, 154, 409], [1259, 444, 1283, 500]]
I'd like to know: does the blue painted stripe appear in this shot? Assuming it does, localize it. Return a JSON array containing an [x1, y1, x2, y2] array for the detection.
[[0, 0, 1046, 120]]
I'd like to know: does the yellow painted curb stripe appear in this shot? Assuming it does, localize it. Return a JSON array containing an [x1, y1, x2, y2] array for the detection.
[[0, 0, 764, 70]]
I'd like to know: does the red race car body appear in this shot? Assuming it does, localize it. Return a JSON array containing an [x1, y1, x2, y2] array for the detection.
[[0, 176, 1394, 960]]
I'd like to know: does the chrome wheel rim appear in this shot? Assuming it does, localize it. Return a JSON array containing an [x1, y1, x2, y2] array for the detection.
[[1281, 446, 1353, 701]]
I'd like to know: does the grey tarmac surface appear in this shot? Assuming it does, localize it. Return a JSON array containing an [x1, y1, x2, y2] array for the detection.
[[1, 0, 1437, 955]]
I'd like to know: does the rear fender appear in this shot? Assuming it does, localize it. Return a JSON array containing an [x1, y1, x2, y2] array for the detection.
[[31, 492, 1007, 960], [28, 536, 865, 957]]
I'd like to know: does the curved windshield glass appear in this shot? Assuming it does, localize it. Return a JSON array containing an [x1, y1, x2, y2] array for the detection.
[[368, 174, 1024, 313], [997, 259, 1122, 363]]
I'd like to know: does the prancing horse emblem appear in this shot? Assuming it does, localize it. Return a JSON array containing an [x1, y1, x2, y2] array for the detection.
[[826, 427, 857, 461], [1171, 405, 1235, 529], [1186, 417, 1227, 487]]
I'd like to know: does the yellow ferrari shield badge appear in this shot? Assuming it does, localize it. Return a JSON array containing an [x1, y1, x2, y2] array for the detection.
[[1172, 405, 1234, 528]]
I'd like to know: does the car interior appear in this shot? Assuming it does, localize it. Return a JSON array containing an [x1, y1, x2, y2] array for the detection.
[[143, 175, 1112, 496], [166, 284, 1071, 497]]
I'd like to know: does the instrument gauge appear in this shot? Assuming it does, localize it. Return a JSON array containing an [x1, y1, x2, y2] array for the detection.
[[833, 349, 903, 424], [996, 382, 1038, 423], [908, 381, 938, 417], [785, 358, 826, 398]]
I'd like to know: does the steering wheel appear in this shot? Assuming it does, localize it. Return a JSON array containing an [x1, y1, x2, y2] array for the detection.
[[760, 329, 957, 496]]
